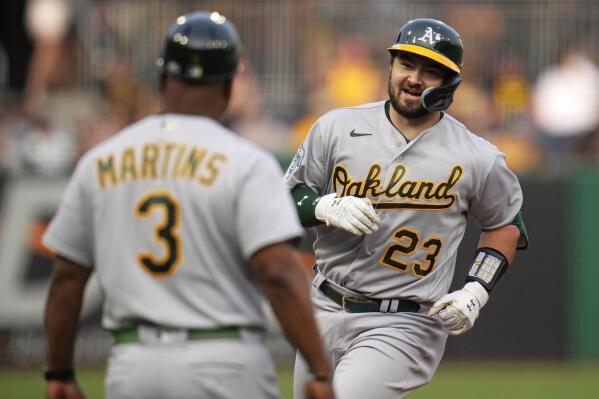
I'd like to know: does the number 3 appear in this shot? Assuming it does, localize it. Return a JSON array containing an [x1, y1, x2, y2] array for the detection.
[[381, 227, 442, 278], [135, 190, 182, 277]]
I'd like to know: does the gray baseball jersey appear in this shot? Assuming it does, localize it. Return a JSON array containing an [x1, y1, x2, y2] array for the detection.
[[44, 113, 303, 331], [284, 100, 523, 305], [287, 100, 523, 399]]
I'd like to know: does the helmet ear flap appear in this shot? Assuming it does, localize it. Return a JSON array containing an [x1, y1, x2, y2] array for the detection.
[[421, 75, 461, 112]]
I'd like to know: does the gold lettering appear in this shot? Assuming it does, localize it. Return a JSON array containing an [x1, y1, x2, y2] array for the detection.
[[346, 181, 363, 196], [173, 144, 187, 177], [161, 143, 177, 178], [120, 148, 137, 182], [385, 165, 406, 197], [199, 153, 227, 185], [97, 155, 118, 190], [363, 165, 383, 197], [142, 144, 159, 179], [415, 181, 435, 199], [434, 166, 463, 200], [399, 181, 418, 198], [332, 165, 351, 196], [331, 162, 464, 210], [179, 147, 206, 179]]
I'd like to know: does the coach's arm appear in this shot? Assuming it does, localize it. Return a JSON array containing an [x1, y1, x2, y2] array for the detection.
[[251, 242, 334, 399], [44, 255, 92, 399]]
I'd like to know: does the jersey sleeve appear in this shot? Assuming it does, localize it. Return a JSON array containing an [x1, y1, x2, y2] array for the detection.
[[470, 154, 523, 231], [236, 153, 304, 259], [284, 120, 329, 193], [42, 157, 95, 267]]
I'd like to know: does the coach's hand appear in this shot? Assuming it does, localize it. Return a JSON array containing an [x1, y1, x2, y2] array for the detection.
[[46, 380, 85, 399], [428, 281, 489, 335], [315, 193, 380, 235], [306, 380, 335, 399]]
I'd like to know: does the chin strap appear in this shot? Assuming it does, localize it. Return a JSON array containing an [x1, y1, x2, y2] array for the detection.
[[421, 75, 462, 112]]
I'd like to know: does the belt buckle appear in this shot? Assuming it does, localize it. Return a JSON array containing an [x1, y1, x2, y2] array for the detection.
[[341, 295, 349, 311], [138, 326, 187, 344], [158, 328, 186, 343], [341, 295, 360, 312]]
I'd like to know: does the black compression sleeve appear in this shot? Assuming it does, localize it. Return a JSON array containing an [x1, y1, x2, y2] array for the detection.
[[291, 185, 322, 227]]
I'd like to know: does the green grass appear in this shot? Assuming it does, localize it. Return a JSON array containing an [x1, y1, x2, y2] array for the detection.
[[1, 362, 598, 398], [410, 361, 599, 399]]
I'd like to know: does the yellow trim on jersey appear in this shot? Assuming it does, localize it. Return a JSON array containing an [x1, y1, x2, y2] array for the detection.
[[387, 44, 461, 74]]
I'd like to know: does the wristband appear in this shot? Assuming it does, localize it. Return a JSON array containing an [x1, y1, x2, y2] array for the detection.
[[44, 368, 75, 382], [466, 247, 509, 291], [309, 370, 331, 382]]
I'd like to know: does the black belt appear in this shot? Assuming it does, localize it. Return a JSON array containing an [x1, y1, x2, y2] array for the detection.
[[319, 280, 420, 313]]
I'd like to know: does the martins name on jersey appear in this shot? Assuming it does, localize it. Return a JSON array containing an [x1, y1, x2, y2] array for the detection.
[[95, 142, 227, 190]]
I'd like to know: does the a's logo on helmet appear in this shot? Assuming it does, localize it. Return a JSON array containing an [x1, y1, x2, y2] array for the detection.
[[188, 54, 204, 78], [188, 65, 204, 79], [417, 27, 442, 45], [166, 61, 181, 75]]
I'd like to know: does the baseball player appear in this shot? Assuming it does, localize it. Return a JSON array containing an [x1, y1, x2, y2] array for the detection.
[[285, 18, 528, 399], [42, 11, 334, 399]]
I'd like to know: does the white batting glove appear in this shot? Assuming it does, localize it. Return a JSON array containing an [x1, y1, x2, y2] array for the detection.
[[315, 193, 380, 235], [428, 281, 489, 336]]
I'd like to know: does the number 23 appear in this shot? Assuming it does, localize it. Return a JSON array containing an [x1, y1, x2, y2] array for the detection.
[[380, 227, 442, 278]]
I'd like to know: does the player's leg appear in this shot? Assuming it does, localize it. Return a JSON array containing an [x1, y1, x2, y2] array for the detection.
[[333, 313, 447, 399]]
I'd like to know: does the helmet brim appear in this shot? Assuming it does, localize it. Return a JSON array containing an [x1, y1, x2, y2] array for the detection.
[[387, 43, 461, 74]]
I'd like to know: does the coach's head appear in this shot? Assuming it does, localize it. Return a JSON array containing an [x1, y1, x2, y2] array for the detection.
[[157, 11, 242, 120]]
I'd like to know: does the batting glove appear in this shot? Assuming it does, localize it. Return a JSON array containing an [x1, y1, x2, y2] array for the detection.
[[315, 193, 380, 235], [428, 281, 489, 336]]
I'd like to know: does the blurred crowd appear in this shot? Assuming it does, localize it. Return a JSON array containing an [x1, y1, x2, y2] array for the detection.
[[1, 0, 598, 179]]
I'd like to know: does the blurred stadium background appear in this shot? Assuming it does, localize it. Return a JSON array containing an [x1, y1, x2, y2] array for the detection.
[[1, 0, 598, 397]]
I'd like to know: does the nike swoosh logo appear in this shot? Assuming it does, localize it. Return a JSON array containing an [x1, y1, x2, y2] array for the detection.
[[350, 129, 373, 137]]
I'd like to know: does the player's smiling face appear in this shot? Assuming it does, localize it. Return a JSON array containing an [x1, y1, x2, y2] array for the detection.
[[388, 51, 446, 119]]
